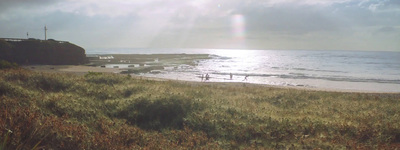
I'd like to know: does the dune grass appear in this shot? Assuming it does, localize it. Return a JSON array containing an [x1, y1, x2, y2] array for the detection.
[[0, 68, 399, 149], [0, 60, 18, 70]]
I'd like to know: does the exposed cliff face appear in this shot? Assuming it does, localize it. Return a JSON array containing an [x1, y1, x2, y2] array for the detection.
[[0, 39, 88, 65]]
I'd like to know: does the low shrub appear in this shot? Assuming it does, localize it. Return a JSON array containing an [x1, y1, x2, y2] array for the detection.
[[122, 86, 145, 98], [29, 74, 72, 92], [120, 66, 164, 74], [118, 95, 205, 130], [0, 60, 18, 69], [85, 73, 126, 86]]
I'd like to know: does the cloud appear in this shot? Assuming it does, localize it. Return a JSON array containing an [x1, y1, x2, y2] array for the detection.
[[376, 26, 396, 33], [260, 0, 352, 6], [0, 0, 399, 51], [0, 0, 62, 14], [0, 0, 58, 8], [358, 0, 400, 12]]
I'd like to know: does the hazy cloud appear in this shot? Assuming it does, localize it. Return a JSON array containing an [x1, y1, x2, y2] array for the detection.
[[0, 0, 399, 51]]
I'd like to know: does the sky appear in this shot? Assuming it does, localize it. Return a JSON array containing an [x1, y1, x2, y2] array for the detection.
[[0, 0, 399, 51]]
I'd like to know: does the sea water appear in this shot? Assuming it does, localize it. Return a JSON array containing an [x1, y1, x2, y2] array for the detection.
[[87, 48, 400, 92]]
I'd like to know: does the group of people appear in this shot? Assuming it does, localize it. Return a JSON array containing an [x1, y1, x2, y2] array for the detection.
[[200, 73, 249, 82]]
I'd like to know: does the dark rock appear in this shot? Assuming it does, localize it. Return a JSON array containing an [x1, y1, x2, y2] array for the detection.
[[0, 39, 88, 65]]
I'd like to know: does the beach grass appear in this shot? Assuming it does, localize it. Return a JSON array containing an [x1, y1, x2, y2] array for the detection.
[[0, 68, 399, 149]]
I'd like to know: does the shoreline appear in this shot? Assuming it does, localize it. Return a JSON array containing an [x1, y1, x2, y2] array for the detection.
[[23, 65, 400, 94]]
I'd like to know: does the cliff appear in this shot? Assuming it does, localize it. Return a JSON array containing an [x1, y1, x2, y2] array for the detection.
[[0, 39, 88, 65]]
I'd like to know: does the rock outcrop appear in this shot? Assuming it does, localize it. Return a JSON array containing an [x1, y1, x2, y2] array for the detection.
[[0, 39, 88, 65]]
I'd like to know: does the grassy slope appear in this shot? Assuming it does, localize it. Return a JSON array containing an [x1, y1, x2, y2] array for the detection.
[[0, 69, 399, 149]]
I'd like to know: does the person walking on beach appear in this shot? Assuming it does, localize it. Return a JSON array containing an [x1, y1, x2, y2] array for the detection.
[[243, 75, 249, 81], [201, 74, 204, 82], [205, 73, 210, 81], [230, 73, 233, 80]]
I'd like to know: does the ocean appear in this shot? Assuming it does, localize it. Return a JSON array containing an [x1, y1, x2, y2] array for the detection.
[[87, 48, 400, 92]]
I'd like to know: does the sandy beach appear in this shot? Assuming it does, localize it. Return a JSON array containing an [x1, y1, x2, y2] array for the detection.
[[22, 64, 398, 94]]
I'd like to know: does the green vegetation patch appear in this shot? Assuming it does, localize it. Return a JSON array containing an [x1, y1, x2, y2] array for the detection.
[[0, 69, 399, 149], [120, 66, 165, 74], [117, 95, 206, 130], [0, 60, 18, 69]]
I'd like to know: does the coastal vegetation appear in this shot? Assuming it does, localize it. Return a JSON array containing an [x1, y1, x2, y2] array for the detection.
[[0, 60, 18, 69], [90, 54, 211, 66], [120, 66, 165, 74], [0, 68, 399, 149]]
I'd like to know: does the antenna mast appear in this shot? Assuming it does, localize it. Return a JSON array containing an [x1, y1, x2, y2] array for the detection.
[[44, 25, 48, 40]]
